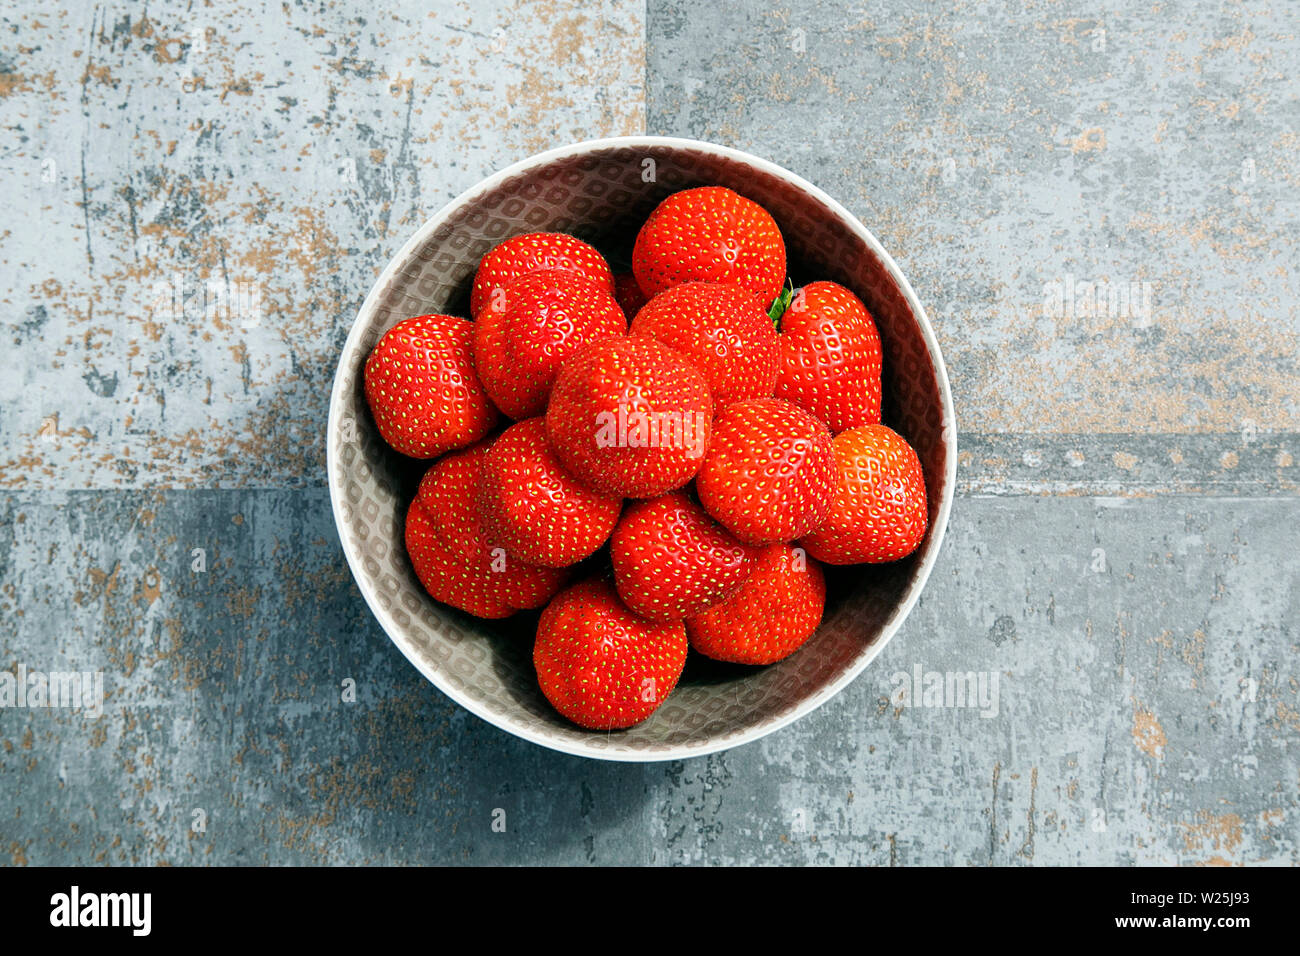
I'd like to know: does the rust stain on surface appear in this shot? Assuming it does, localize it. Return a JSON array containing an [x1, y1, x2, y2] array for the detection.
[[1178, 811, 1245, 858], [1131, 703, 1167, 759]]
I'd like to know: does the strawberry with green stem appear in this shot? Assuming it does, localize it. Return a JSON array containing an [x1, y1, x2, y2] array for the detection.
[[769, 280, 883, 434]]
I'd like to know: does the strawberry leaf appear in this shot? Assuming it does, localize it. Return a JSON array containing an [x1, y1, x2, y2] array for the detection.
[[767, 281, 794, 329]]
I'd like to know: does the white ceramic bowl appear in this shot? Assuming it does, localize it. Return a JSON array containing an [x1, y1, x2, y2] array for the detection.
[[327, 136, 956, 761]]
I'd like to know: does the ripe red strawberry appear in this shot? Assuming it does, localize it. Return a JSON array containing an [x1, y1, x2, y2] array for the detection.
[[632, 187, 786, 305], [418, 438, 493, 562], [405, 444, 568, 618], [799, 424, 928, 564], [630, 281, 781, 405], [695, 397, 836, 545], [534, 577, 688, 729], [545, 336, 712, 498], [610, 491, 761, 622], [774, 281, 883, 433], [364, 314, 499, 459], [613, 271, 649, 319], [470, 232, 614, 318], [478, 417, 623, 568], [472, 270, 627, 419], [685, 543, 825, 665]]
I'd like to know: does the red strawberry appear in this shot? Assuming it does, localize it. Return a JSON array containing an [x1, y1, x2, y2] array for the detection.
[[405, 444, 568, 618], [478, 417, 623, 568], [774, 281, 883, 433], [695, 397, 836, 545], [472, 270, 627, 420], [470, 232, 614, 318], [418, 439, 493, 562], [632, 187, 786, 305], [799, 424, 928, 564], [630, 281, 781, 405], [610, 491, 760, 622], [613, 271, 649, 319], [686, 543, 825, 665], [534, 577, 688, 729], [545, 336, 712, 498], [364, 314, 499, 459]]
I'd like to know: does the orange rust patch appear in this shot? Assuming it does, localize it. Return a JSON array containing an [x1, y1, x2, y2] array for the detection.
[[1131, 703, 1166, 759]]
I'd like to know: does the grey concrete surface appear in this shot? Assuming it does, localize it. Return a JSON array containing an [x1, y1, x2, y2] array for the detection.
[[1, 0, 1297, 865]]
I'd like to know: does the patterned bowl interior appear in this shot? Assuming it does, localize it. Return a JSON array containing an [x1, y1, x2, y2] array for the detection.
[[328, 138, 954, 760]]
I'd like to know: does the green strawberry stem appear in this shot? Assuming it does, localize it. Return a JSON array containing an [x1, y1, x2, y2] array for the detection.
[[767, 282, 794, 329]]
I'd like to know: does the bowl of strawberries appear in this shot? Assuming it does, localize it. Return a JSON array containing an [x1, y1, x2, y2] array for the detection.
[[328, 136, 955, 760]]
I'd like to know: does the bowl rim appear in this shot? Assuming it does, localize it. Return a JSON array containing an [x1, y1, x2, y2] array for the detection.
[[327, 134, 958, 762]]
